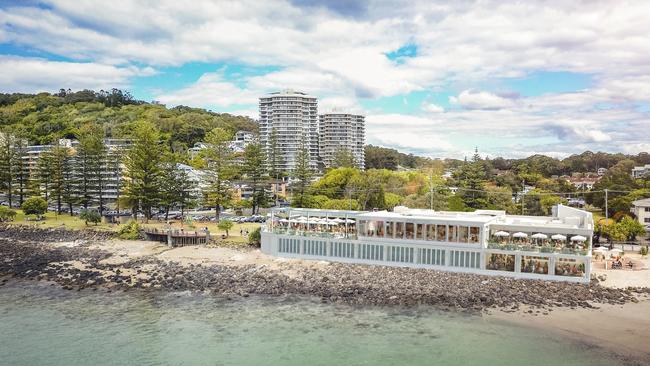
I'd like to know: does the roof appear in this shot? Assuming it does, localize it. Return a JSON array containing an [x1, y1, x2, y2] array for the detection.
[[633, 198, 650, 207]]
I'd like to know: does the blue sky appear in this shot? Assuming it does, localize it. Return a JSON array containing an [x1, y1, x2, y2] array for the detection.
[[1, 0, 649, 158]]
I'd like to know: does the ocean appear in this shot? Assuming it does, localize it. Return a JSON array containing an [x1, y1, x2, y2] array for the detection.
[[0, 280, 626, 366]]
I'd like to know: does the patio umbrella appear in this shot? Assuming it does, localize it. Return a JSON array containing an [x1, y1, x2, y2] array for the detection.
[[594, 247, 608, 254], [531, 233, 548, 239], [610, 248, 623, 254], [279, 218, 289, 223], [512, 232, 528, 238], [571, 235, 587, 242], [326, 220, 339, 225], [494, 231, 510, 237], [551, 234, 567, 240], [345, 219, 356, 224], [332, 218, 345, 223]]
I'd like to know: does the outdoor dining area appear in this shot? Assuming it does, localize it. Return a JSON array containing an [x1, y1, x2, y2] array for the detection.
[[592, 247, 636, 270], [487, 229, 590, 255], [267, 209, 358, 239]]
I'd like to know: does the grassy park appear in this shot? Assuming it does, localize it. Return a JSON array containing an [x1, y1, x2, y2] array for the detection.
[[3, 209, 261, 245]]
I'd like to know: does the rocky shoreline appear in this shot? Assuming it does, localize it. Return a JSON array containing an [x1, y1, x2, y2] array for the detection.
[[1, 225, 649, 312]]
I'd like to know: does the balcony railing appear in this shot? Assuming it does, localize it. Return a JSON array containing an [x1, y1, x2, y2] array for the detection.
[[266, 227, 357, 240], [486, 241, 589, 256]]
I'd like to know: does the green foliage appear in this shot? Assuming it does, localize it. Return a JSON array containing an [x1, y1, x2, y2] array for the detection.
[[242, 141, 268, 214], [640, 246, 648, 257], [447, 195, 469, 211], [79, 209, 101, 226], [122, 121, 164, 220], [0, 206, 17, 221], [21, 196, 47, 216], [118, 220, 141, 240], [320, 198, 361, 210], [248, 227, 261, 247], [217, 219, 234, 237], [618, 216, 646, 241], [291, 143, 314, 208], [384, 192, 402, 208], [331, 148, 357, 169], [0, 90, 255, 148], [203, 128, 236, 220]]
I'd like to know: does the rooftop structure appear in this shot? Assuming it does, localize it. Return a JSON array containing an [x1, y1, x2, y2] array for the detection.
[[318, 113, 365, 169], [262, 204, 594, 282], [259, 90, 319, 173]]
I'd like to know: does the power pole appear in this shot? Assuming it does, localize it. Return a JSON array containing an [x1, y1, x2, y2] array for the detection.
[[605, 188, 609, 225]]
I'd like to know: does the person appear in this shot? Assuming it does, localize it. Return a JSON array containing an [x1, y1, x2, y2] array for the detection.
[[240, 228, 243, 236]]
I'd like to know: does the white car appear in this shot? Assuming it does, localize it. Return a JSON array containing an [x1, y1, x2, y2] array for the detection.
[[645, 224, 650, 232]]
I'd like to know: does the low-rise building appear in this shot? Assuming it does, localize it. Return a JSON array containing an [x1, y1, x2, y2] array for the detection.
[[632, 164, 650, 179], [632, 198, 650, 228], [262, 204, 594, 283]]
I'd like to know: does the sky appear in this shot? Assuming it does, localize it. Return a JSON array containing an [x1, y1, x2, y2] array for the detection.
[[1, 0, 649, 159]]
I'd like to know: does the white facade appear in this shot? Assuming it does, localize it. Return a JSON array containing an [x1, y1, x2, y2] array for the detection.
[[632, 164, 650, 179], [632, 198, 650, 228], [262, 205, 594, 283], [259, 90, 319, 173], [319, 113, 365, 169]]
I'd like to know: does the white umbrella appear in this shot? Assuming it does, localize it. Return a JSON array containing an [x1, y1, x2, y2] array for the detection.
[[345, 219, 356, 224], [326, 220, 339, 225], [594, 247, 608, 253], [279, 218, 289, 223], [610, 248, 623, 254], [332, 218, 345, 223], [531, 233, 548, 239], [494, 231, 510, 237], [571, 235, 587, 242], [551, 234, 567, 240], [512, 232, 528, 238]]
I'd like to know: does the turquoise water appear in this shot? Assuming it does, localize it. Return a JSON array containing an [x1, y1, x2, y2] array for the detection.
[[0, 281, 627, 366]]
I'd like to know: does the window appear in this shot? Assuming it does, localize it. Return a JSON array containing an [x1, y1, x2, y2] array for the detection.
[[405, 223, 415, 239], [555, 258, 585, 277], [387, 246, 414, 263], [373, 220, 385, 237], [395, 222, 404, 238], [486, 253, 515, 272], [304, 240, 326, 256], [521, 256, 549, 274], [426, 224, 436, 241], [645, 207, 650, 212], [386, 221, 394, 237], [419, 248, 445, 266], [469, 227, 480, 244], [357, 220, 367, 237], [450, 250, 480, 268], [458, 226, 469, 243], [436, 225, 446, 241], [359, 244, 383, 261], [645, 218, 650, 223], [448, 225, 458, 242], [416, 224, 424, 240], [331, 242, 355, 258]]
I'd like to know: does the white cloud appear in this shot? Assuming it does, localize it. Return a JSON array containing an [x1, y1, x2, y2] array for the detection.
[[1, 1, 650, 157], [449, 90, 516, 110], [155, 71, 257, 108], [0, 56, 152, 93], [421, 102, 444, 113]]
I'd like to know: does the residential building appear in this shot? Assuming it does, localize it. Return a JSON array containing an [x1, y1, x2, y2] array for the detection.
[[262, 204, 593, 283], [597, 167, 607, 176], [632, 198, 650, 227], [259, 90, 319, 173], [567, 176, 600, 190], [632, 164, 650, 179], [318, 113, 365, 169], [229, 130, 255, 153]]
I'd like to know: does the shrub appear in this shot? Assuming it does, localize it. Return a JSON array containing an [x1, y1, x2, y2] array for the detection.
[[217, 219, 234, 237], [79, 209, 101, 226], [118, 220, 141, 240], [21, 197, 48, 217], [641, 246, 648, 257], [0, 206, 17, 222], [248, 227, 261, 247]]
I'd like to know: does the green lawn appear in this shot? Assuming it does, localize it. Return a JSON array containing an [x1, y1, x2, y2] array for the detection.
[[6, 210, 262, 244]]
